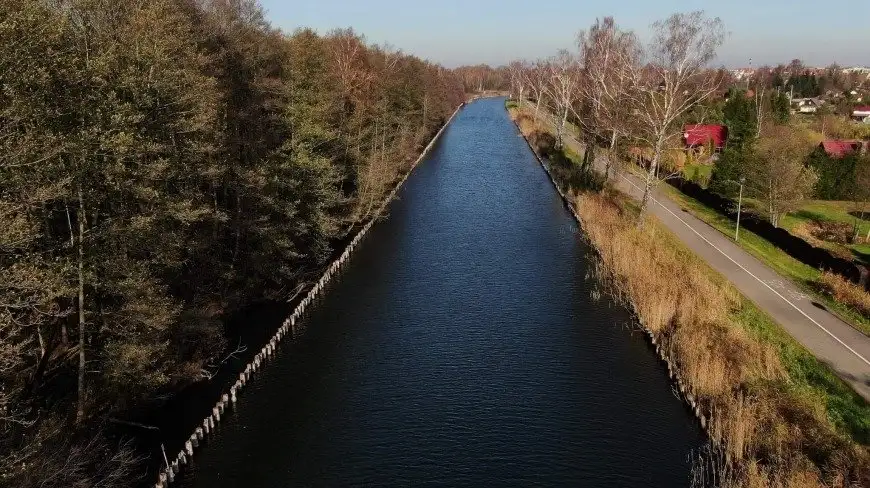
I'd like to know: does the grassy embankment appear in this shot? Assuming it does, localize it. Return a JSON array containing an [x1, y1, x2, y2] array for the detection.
[[777, 201, 870, 265], [507, 100, 869, 487], [651, 180, 870, 336]]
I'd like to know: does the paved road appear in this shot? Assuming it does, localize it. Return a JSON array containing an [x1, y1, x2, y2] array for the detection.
[[535, 109, 870, 401]]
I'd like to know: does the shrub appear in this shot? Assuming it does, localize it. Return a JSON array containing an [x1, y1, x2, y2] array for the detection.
[[817, 271, 870, 318]]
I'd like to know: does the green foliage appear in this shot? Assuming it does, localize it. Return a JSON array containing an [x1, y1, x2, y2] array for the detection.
[[791, 73, 822, 98], [709, 147, 749, 197], [769, 91, 791, 124], [0, 0, 464, 484], [807, 149, 864, 200], [722, 89, 757, 148]]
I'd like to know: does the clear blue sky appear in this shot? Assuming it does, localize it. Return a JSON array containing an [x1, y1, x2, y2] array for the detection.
[[259, 0, 870, 68]]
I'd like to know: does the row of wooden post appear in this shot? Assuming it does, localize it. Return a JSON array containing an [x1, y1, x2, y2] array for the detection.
[[153, 103, 464, 488]]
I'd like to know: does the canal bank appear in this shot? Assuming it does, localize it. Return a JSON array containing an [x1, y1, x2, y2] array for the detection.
[[145, 102, 466, 487], [507, 100, 870, 486], [175, 96, 702, 487]]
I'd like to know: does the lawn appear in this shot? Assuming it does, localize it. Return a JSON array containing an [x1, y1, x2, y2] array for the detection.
[[681, 162, 713, 186], [777, 200, 870, 265]]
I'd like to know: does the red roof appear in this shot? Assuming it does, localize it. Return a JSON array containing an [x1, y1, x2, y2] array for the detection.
[[820, 140, 861, 158], [684, 124, 727, 149], [853, 106, 870, 113]]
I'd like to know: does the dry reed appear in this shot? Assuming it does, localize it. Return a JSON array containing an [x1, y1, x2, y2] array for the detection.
[[817, 271, 870, 318], [575, 191, 868, 487]]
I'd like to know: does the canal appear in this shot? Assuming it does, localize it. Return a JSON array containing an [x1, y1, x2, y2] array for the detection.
[[178, 97, 702, 487]]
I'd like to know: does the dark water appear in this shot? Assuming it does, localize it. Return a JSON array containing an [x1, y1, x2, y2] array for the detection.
[[178, 97, 702, 487]]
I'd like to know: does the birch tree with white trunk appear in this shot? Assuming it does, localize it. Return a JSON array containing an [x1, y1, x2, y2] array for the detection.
[[527, 60, 549, 123], [577, 17, 641, 179], [508, 60, 528, 103], [544, 50, 582, 149], [622, 11, 726, 221]]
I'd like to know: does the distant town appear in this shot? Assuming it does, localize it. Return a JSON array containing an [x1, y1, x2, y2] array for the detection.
[[729, 63, 870, 122]]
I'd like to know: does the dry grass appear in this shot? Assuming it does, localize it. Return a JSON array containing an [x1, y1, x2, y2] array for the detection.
[[576, 191, 869, 487], [507, 98, 870, 487], [817, 271, 870, 318]]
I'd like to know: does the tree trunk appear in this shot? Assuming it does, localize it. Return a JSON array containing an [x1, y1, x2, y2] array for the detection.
[[534, 96, 542, 123], [556, 105, 568, 148], [76, 185, 86, 424], [638, 155, 658, 222], [605, 132, 618, 179], [639, 138, 664, 222], [582, 144, 595, 174], [232, 194, 241, 267]]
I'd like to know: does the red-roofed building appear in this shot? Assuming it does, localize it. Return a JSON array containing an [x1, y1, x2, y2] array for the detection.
[[819, 140, 862, 158], [683, 124, 728, 151]]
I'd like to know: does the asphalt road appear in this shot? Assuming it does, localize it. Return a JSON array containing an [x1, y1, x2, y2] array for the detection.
[[541, 113, 870, 402], [611, 164, 870, 402]]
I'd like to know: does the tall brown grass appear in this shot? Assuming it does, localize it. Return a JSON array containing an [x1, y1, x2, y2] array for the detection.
[[508, 100, 869, 487], [576, 191, 869, 487], [817, 271, 870, 318]]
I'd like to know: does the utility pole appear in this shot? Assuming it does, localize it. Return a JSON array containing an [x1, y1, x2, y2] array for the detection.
[[747, 57, 752, 90], [735, 177, 746, 241]]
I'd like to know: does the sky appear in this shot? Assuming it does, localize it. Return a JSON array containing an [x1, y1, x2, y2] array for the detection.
[[259, 0, 870, 69]]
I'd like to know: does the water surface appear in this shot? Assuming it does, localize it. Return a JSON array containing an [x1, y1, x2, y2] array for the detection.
[[179, 97, 701, 487]]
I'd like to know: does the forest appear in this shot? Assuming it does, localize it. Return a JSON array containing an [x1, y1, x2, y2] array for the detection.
[[0, 0, 465, 485]]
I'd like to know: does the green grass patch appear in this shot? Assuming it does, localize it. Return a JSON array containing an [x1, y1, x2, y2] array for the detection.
[[682, 163, 713, 187], [655, 181, 870, 336], [734, 300, 870, 444], [611, 187, 870, 446], [741, 199, 870, 266]]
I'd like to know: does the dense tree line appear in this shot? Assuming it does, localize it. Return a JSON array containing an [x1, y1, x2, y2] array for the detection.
[[454, 64, 509, 93], [0, 0, 464, 485]]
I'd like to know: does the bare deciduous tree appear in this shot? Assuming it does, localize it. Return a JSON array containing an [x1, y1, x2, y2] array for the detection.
[[622, 11, 726, 219], [577, 17, 641, 178], [748, 123, 817, 227], [544, 50, 582, 148], [526, 60, 549, 123], [508, 60, 528, 102]]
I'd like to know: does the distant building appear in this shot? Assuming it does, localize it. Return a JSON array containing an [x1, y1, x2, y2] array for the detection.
[[842, 66, 870, 75], [683, 125, 728, 151], [852, 105, 870, 123], [793, 98, 820, 114], [819, 140, 862, 158], [730, 68, 756, 80]]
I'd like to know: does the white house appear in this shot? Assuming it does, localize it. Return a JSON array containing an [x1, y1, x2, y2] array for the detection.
[[793, 98, 820, 114]]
